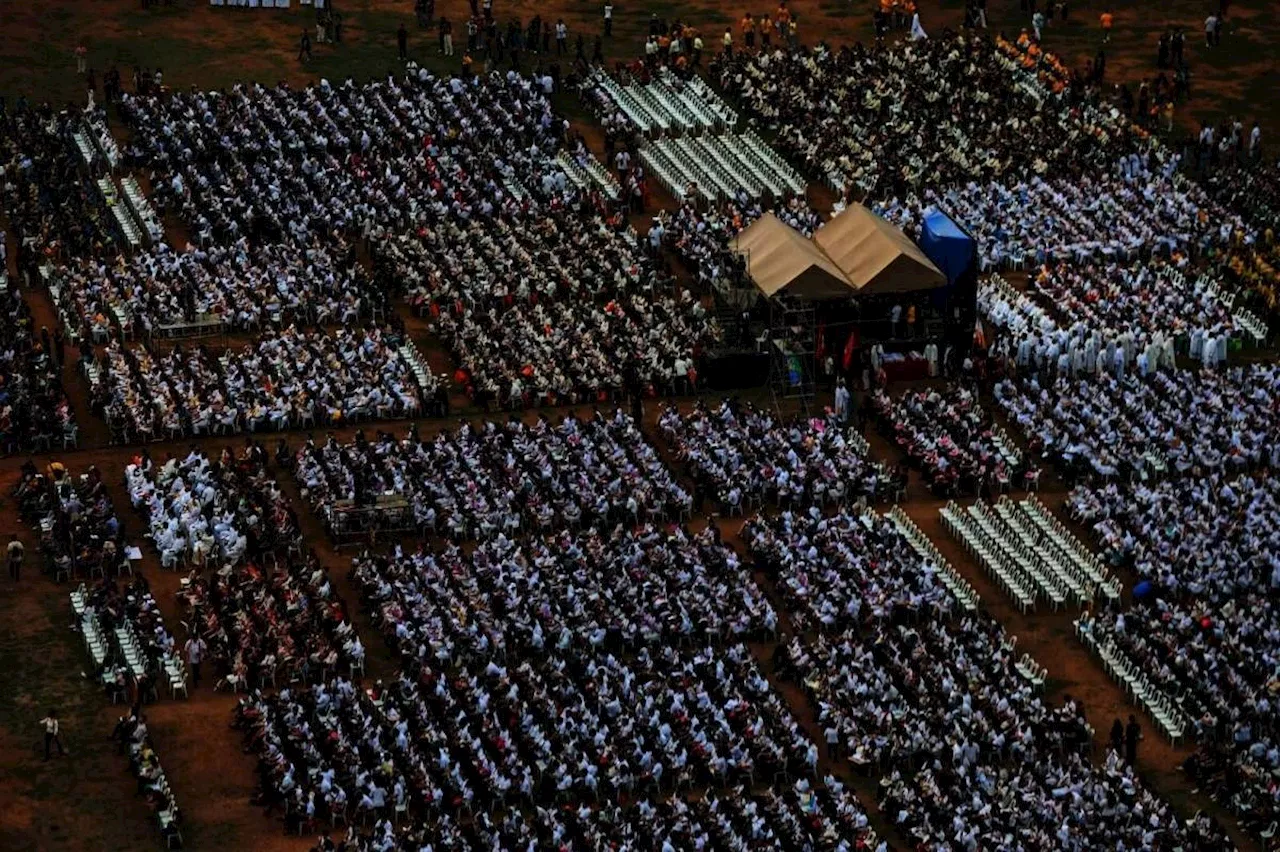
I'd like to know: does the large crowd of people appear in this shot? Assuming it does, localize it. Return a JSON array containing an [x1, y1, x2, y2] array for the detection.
[[127, 445, 361, 689], [374, 206, 716, 407], [91, 326, 427, 442], [873, 385, 1023, 497], [1070, 469, 1280, 835], [6, 11, 1277, 849], [712, 36, 1140, 201], [0, 279, 73, 455], [14, 461, 127, 580], [659, 400, 883, 513], [54, 234, 378, 337], [994, 364, 1280, 482], [295, 410, 692, 541], [874, 167, 1240, 272], [745, 509, 953, 632], [119, 67, 714, 403]]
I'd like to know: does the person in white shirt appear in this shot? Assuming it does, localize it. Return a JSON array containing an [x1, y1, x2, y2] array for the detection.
[[40, 710, 65, 761], [834, 379, 851, 424]]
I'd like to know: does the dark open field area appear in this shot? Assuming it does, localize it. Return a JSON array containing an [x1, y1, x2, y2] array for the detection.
[[0, 1, 1277, 851], [2, 0, 1277, 138]]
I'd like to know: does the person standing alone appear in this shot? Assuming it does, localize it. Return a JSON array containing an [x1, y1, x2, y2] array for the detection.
[[184, 635, 207, 687], [40, 710, 65, 761], [7, 535, 23, 582], [398, 23, 409, 60]]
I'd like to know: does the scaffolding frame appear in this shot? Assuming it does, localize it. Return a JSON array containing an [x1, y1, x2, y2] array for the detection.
[[766, 295, 817, 417]]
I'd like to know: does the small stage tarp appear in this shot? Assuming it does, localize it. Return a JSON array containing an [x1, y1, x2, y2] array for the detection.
[[919, 209, 975, 287]]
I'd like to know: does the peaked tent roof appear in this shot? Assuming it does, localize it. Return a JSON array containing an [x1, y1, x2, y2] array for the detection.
[[813, 204, 946, 294], [732, 213, 854, 301]]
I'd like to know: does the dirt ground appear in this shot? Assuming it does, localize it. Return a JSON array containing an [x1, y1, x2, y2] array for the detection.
[[0, 0, 1275, 850]]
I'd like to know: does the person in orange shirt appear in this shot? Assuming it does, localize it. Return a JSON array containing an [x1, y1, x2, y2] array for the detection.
[[759, 13, 772, 48], [741, 13, 756, 49], [1100, 9, 1113, 42]]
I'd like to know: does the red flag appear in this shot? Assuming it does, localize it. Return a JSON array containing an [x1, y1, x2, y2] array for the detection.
[[841, 331, 858, 371]]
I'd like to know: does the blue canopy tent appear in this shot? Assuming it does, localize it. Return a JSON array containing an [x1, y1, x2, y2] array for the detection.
[[918, 208, 978, 356], [919, 209, 974, 288]]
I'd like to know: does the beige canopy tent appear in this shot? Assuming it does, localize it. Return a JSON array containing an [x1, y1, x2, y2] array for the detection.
[[814, 203, 946, 294], [732, 213, 853, 301], [733, 205, 945, 300]]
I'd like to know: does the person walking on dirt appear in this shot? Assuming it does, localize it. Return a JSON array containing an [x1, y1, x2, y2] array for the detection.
[[298, 30, 312, 63], [440, 18, 454, 56], [603, 3, 613, 37], [398, 23, 409, 60], [7, 535, 23, 582], [184, 635, 207, 687], [40, 710, 65, 761], [1124, 715, 1141, 764]]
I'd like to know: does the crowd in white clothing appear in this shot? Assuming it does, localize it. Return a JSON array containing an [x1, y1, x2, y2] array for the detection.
[[875, 167, 1241, 272], [994, 365, 1280, 481], [739, 504, 1230, 850], [374, 209, 716, 407], [127, 445, 361, 689], [1071, 470, 1280, 834], [873, 386, 1023, 497], [659, 400, 883, 513], [711, 36, 1140, 200], [1026, 261, 1234, 347], [982, 260, 1235, 376], [365, 524, 776, 654], [981, 274, 1183, 377], [55, 235, 374, 337], [745, 510, 953, 633], [122, 70, 568, 245], [295, 410, 692, 541], [92, 326, 426, 442]]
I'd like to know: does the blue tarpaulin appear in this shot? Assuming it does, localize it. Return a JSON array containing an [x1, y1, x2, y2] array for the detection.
[[919, 209, 974, 287]]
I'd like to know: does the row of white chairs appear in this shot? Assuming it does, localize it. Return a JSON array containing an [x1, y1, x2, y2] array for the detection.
[[941, 500, 1040, 613], [556, 151, 621, 202], [396, 340, 435, 417], [1018, 495, 1123, 602], [641, 141, 715, 203], [72, 129, 97, 170], [126, 734, 185, 848], [85, 113, 121, 171], [681, 74, 739, 129], [713, 133, 803, 197], [97, 176, 144, 250], [990, 424, 1023, 471], [643, 136, 748, 202], [1014, 652, 1048, 691], [990, 498, 1090, 607], [121, 176, 164, 243], [886, 506, 981, 613], [72, 587, 109, 669], [1236, 307, 1269, 347], [71, 583, 189, 699], [740, 129, 805, 193], [1076, 616, 1188, 745], [594, 72, 669, 137]]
